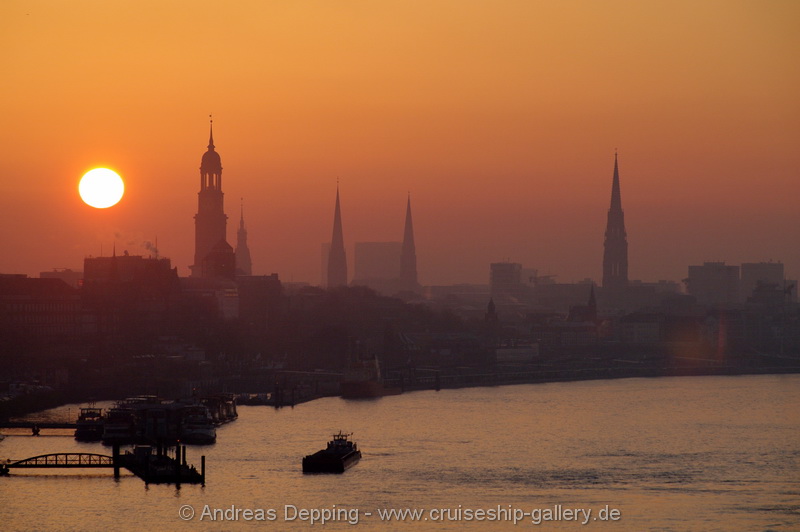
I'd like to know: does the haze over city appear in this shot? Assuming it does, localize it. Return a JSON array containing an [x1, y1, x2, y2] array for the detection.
[[2, 0, 798, 285]]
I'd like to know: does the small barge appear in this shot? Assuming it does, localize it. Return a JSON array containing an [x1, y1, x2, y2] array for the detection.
[[302, 432, 362, 474]]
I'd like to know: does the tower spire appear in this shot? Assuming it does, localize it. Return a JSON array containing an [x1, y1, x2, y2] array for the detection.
[[235, 197, 252, 276], [610, 150, 622, 211], [208, 115, 215, 149], [400, 193, 419, 291], [191, 119, 230, 278], [327, 184, 348, 288], [602, 151, 629, 305]]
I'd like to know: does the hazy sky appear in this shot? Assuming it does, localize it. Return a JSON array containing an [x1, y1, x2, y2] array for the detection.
[[2, 0, 798, 286]]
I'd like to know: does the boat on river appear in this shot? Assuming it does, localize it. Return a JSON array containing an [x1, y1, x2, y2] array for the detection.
[[101, 406, 137, 445], [74, 407, 104, 441], [101, 396, 220, 445], [179, 404, 216, 444], [302, 432, 362, 473], [340, 355, 401, 399]]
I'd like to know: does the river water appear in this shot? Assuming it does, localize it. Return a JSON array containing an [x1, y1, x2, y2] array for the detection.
[[2, 374, 799, 531]]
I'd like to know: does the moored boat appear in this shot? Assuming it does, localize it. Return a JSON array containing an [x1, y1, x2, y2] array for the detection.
[[101, 407, 137, 445], [302, 432, 362, 473], [179, 404, 216, 444], [200, 393, 238, 425], [341, 355, 401, 399], [74, 407, 104, 441]]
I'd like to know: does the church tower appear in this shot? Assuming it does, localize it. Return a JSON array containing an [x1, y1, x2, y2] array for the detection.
[[399, 194, 419, 291], [191, 119, 230, 278], [326, 185, 348, 288], [235, 201, 253, 276], [602, 152, 629, 299]]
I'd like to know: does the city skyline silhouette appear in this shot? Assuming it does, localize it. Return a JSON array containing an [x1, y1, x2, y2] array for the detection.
[[2, 1, 797, 286]]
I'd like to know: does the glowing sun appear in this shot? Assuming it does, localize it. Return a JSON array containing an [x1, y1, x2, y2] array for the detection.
[[79, 168, 125, 208]]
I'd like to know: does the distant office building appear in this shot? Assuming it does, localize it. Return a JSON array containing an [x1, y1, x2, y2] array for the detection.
[[521, 268, 541, 288], [0, 274, 84, 337], [685, 262, 740, 306], [326, 186, 348, 288], [740, 262, 784, 301], [490, 262, 523, 299], [353, 242, 402, 288], [83, 252, 176, 285], [83, 252, 183, 335], [602, 152, 629, 306], [191, 120, 234, 279], [348, 195, 421, 297], [40, 268, 83, 289]]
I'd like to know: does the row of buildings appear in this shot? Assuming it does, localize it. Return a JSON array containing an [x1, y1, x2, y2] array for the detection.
[[2, 124, 798, 382]]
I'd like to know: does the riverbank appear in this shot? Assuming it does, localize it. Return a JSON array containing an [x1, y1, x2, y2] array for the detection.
[[5, 356, 799, 422]]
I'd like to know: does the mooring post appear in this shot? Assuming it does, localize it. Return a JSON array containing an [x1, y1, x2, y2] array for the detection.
[[201, 455, 206, 485], [112, 443, 120, 479], [175, 447, 181, 488]]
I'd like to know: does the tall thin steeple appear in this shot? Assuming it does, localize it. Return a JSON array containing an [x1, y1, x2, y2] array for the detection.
[[191, 117, 229, 278], [327, 185, 348, 288], [610, 151, 622, 211], [235, 199, 252, 276], [399, 193, 419, 291], [602, 151, 629, 299]]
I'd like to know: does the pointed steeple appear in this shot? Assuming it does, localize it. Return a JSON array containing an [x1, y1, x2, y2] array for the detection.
[[602, 151, 629, 303], [610, 151, 622, 212], [400, 193, 419, 291], [327, 184, 348, 288], [235, 198, 252, 276], [208, 116, 215, 149], [402, 193, 416, 250], [331, 186, 344, 251]]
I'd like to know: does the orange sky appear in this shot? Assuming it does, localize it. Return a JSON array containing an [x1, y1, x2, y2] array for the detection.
[[2, 0, 798, 286]]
